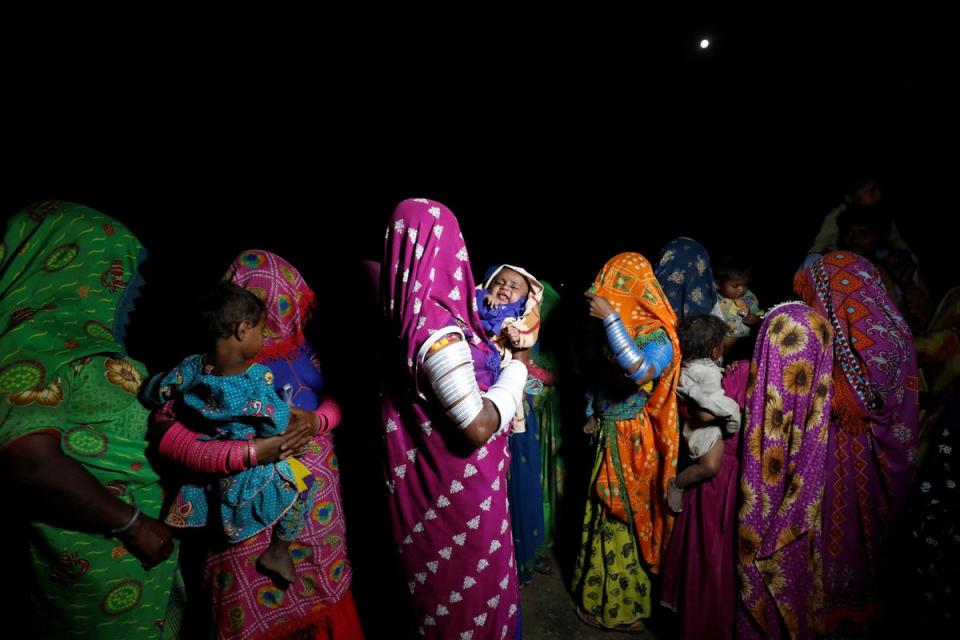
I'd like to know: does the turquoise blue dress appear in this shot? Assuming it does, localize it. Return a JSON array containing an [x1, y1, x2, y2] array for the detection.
[[145, 355, 300, 542]]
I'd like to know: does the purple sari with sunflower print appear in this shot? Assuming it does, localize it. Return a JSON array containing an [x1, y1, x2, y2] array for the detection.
[[737, 303, 835, 639]]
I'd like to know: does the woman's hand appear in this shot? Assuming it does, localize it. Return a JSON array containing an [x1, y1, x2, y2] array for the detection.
[[584, 291, 614, 320], [504, 326, 531, 363], [278, 407, 320, 458], [120, 512, 175, 569], [253, 435, 285, 464], [1, 432, 175, 569]]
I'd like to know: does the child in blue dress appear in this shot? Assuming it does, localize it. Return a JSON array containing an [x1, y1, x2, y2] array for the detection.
[[145, 282, 317, 586]]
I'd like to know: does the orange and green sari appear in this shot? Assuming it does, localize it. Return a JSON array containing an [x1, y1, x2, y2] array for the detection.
[[572, 252, 681, 628]]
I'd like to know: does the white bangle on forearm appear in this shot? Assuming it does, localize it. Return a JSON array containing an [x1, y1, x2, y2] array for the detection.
[[420, 330, 484, 430], [482, 359, 528, 433]]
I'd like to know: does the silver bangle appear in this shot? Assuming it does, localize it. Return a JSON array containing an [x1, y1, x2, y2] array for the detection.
[[108, 505, 141, 537], [421, 335, 484, 430]]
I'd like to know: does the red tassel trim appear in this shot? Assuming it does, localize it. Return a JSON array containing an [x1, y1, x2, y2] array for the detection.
[[254, 289, 318, 363]]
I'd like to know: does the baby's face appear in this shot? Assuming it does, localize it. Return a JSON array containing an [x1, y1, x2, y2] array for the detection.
[[490, 268, 529, 305], [718, 274, 749, 300]]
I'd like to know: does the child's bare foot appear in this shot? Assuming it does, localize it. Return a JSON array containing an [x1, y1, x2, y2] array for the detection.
[[256, 541, 296, 587]]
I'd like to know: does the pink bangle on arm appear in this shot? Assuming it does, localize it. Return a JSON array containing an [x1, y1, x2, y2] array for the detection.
[[232, 441, 246, 470], [158, 422, 198, 464], [314, 397, 342, 434], [215, 445, 227, 474], [157, 421, 251, 474]]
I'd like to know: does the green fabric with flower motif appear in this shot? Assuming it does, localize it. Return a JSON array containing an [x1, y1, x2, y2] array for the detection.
[[0, 202, 144, 407], [0, 202, 177, 638]]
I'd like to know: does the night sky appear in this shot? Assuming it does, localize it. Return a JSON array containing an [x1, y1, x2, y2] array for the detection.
[[4, 22, 958, 363]]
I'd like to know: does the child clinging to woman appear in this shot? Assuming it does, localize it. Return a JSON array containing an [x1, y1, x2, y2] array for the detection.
[[667, 314, 742, 512], [144, 282, 317, 586], [714, 256, 764, 354], [476, 264, 544, 431]]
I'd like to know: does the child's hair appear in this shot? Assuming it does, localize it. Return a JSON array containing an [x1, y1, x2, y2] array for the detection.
[[198, 282, 265, 340], [678, 315, 727, 360], [714, 255, 752, 284]]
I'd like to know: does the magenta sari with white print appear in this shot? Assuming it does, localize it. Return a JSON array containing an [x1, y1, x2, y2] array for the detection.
[[381, 198, 520, 640]]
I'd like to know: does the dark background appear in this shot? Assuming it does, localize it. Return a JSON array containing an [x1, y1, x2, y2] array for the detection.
[[3, 18, 958, 637], [4, 22, 957, 320]]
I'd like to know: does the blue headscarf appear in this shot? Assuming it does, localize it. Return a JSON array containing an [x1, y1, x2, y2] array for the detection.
[[654, 237, 718, 321]]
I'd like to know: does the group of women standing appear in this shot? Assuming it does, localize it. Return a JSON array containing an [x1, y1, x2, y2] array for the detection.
[[1, 196, 951, 639]]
